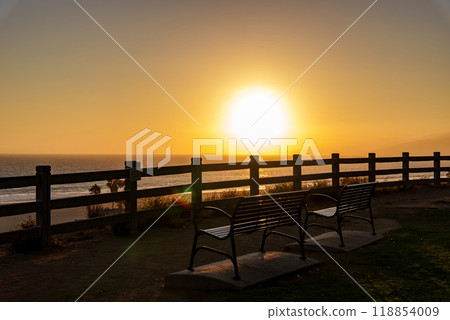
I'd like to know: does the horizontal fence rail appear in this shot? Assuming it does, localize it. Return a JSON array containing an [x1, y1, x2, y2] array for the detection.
[[0, 152, 449, 246]]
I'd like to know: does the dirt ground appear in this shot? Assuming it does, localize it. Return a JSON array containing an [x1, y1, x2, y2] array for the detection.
[[0, 185, 449, 301]]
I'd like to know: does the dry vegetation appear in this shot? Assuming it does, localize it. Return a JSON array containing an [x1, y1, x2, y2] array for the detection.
[[115, 178, 374, 213], [17, 215, 36, 230]]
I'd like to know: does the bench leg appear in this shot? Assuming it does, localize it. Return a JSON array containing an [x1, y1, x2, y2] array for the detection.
[[187, 233, 199, 271], [303, 212, 310, 235], [230, 236, 240, 280], [337, 216, 345, 247], [300, 213, 310, 259], [298, 225, 306, 260], [259, 229, 268, 253], [369, 206, 376, 235]]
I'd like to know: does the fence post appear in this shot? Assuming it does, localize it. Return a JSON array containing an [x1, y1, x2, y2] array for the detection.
[[191, 157, 202, 213], [250, 155, 260, 195], [402, 152, 409, 189], [124, 161, 139, 234], [331, 153, 340, 191], [36, 165, 51, 248], [368, 153, 376, 183], [434, 152, 441, 186], [293, 154, 302, 191]]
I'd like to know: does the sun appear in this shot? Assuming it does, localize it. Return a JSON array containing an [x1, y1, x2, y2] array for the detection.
[[227, 88, 288, 140]]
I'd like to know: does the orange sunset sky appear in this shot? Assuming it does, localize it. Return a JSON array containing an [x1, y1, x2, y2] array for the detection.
[[0, 0, 449, 157]]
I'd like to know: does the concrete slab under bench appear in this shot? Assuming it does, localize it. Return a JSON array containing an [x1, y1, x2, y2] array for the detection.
[[165, 251, 319, 290], [285, 230, 383, 253]]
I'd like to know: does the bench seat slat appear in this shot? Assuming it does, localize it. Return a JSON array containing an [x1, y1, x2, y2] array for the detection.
[[238, 192, 308, 204], [237, 200, 304, 209], [234, 219, 296, 233], [203, 225, 230, 238], [238, 193, 307, 203], [310, 207, 337, 217], [200, 191, 309, 236], [340, 191, 372, 198], [237, 199, 305, 210], [234, 215, 297, 229], [339, 191, 371, 197], [234, 204, 302, 219], [339, 192, 372, 200], [338, 201, 370, 212], [234, 214, 300, 226]]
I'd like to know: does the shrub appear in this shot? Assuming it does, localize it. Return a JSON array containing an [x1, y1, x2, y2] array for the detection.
[[18, 215, 36, 229], [106, 179, 125, 210], [138, 195, 191, 229], [141, 195, 184, 209], [86, 204, 105, 219], [86, 184, 105, 218], [89, 184, 101, 195], [12, 216, 39, 252]]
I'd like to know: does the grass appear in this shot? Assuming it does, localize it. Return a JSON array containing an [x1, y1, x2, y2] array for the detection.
[[197, 208, 450, 302]]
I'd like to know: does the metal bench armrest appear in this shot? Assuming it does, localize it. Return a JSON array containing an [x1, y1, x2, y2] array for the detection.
[[306, 193, 338, 213], [194, 206, 232, 224]]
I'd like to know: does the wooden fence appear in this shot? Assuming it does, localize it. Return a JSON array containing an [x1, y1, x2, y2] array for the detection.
[[0, 152, 449, 246]]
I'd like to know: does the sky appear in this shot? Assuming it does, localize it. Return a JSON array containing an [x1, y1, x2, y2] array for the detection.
[[0, 0, 449, 157]]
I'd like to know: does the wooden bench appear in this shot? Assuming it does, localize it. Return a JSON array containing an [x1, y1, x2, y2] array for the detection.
[[187, 190, 311, 280], [304, 182, 377, 246]]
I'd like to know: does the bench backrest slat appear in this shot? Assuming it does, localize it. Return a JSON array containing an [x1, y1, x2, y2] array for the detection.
[[337, 182, 377, 214], [232, 190, 310, 234]]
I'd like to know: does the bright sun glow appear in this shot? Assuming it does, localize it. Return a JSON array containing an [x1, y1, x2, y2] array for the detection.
[[227, 88, 288, 140]]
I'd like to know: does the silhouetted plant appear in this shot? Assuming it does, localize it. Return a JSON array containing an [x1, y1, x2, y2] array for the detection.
[[11, 216, 40, 252], [18, 215, 36, 229], [106, 179, 125, 210], [86, 184, 105, 218], [106, 179, 125, 193], [89, 184, 101, 195]]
